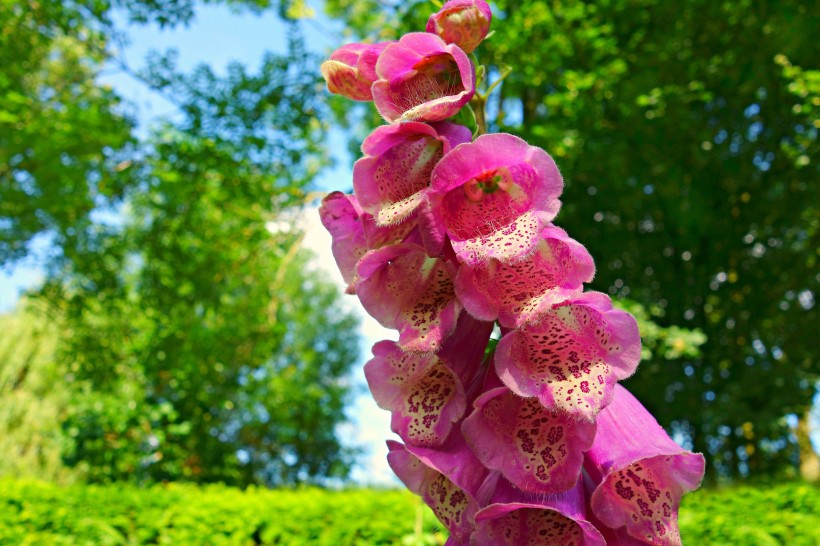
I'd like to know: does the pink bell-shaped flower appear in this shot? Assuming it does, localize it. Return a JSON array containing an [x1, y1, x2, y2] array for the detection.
[[584, 385, 705, 546], [423, 133, 563, 265], [356, 242, 461, 353], [320, 41, 391, 101], [319, 192, 417, 294], [372, 32, 475, 123], [494, 291, 641, 420], [426, 0, 492, 54], [353, 121, 472, 226], [388, 430, 488, 545], [462, 384, 596, 494]]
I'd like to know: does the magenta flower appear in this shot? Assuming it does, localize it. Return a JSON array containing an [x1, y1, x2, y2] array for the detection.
[[353, 121, 472, 226], [363, 314, 493, 447], [426, 0, 492, 54], [320, 41, 390, 101], [584, 385, 705, 546], [319, 191, 417, 294], [422, 133, 563, 265], [455, 224, 595, 327], [365, 340, 467, 447], [462, 385, 596, 493], [356, 243, 461, 353], [388, 432, 488, 544], [494, 291, 641, 420], [472, 475, 606, 545], [372, 33, 475, 123]]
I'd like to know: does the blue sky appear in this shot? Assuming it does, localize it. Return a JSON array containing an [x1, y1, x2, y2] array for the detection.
[[0, 4, 397, 484]]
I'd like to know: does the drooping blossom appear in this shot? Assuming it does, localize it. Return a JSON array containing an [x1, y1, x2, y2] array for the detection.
[[364, 314, 492, 448], [584, 385, 705, 546], [426, 0, 492, 54], [353, 121, 472, 226], [472, 474, 606, 545], [455, 224, 595, 328], [388, 431, 488, 545], [319, 191, 416, 293], [320, 41, 391, 101], [422, 133, 563, 265], [356, 242, 460, 353], [494, 291, 641, 420], [463, 383, 596, 494], [372, 32, 475, 123]]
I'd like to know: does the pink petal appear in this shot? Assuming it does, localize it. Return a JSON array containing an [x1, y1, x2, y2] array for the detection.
[[494, 292, 641, 420], [462, 386, 596, 493], [472, 477, 606, 545], [318, 192, 367, 292], [356, 243, 461, 353], [364, 341, 467, 447], [436, 311, 495, 388], [426, 0, 493, 54], [426, 133, 563, 265], [353, 122, 471, 226], [388, 432, 488, 543], [372, 33, 475, 123], [585, 385, 705, 546], [456, 224, 595, 327]]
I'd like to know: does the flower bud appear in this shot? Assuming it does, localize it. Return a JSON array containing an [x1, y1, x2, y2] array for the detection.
[[426, 0, 492, 54]]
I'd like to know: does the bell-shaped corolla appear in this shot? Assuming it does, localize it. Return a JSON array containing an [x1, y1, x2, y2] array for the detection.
[[353, 121, 472, 227], [319, 192, 417, 294], [423, 133, 563, 266], [426, 0, 492, 54], [455, 224, 594, 327], [462, 385, 596, 494], [472, 475, 606, 545], [356, 243, 461, 353], [388, 431, 488, 545], [364, 313, 493, 447], [584, 385, 705, 546], [320, 41, 391, 101], [365, 341, 467, 448], [372, 33, 475, 123], [494, 291, 641, 421]]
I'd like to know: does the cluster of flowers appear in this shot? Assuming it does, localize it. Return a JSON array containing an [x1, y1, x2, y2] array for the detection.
[[319, 1, 704, 544]]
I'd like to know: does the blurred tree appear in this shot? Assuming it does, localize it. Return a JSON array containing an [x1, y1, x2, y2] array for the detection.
[[325, 0, 819, 479], [0, 0, 360, 485]]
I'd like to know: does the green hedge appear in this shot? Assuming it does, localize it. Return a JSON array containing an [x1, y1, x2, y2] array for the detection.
[[1, 479, 818, 545]]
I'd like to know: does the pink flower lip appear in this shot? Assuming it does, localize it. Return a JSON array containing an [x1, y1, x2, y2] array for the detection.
[[372, 33, 475, 123]]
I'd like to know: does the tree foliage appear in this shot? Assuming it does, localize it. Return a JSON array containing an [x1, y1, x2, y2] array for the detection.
[[325, 0, 819, 479], [1, 0, 360, 486]]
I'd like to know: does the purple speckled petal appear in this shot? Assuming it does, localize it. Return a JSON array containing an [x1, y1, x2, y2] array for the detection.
[[494, 291, 641, 420], [462, 386, 596, 493], [426, 133, 563, 265], [372, 33, 475, 123], [318, 192, 367, 293], [353, 122, 471, 226], [585, 385, 705, 546], [426, 0, 492, 54], [357, 243, 461, 353], [456, 224, 595, 327], [364, 340, 467, 447], [388, 430, 488, 544], [472, 477, 606, 546]]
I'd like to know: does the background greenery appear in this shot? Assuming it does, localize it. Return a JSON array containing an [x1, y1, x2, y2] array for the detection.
[[1, 479, 818, 545]]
